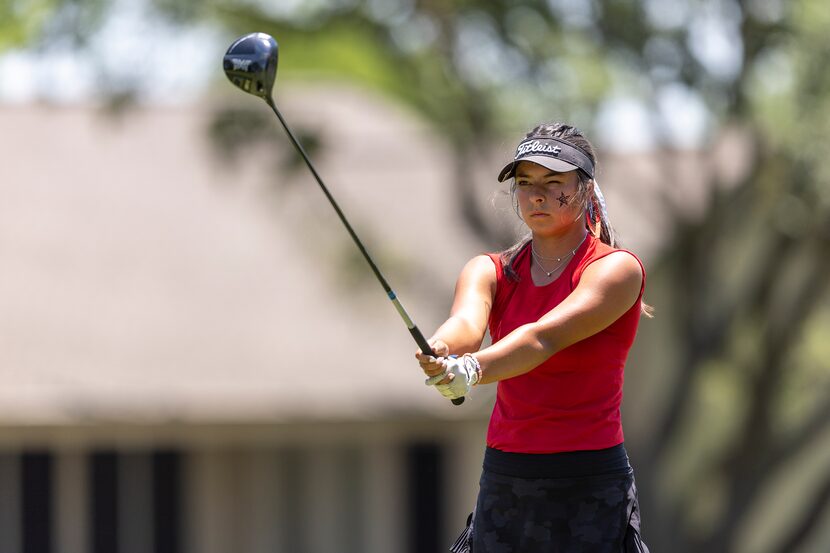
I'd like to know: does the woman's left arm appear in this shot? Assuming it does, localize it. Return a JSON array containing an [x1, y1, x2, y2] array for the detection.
[[475, 251, 643, 385]]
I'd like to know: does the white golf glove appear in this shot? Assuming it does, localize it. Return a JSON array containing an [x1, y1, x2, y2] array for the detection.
[[425, 354, 481, 400]]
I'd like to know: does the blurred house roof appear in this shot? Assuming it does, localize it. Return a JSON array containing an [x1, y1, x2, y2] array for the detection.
[[0, 86, 749, 427]]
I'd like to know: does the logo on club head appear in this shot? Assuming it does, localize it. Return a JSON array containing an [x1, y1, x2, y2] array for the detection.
[[230, 58, 253, 71]]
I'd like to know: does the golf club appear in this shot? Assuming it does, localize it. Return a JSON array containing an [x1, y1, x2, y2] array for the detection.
[[223, 32, 464, 405]]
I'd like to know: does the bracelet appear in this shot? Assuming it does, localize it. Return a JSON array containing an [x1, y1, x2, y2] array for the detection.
[[462, 353, 482, 385]]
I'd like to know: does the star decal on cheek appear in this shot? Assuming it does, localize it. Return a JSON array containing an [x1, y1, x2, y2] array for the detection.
[[557, 192, 571, 207]]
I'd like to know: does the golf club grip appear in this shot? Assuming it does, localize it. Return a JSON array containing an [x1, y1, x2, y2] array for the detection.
[[410, 326, 465, 406]]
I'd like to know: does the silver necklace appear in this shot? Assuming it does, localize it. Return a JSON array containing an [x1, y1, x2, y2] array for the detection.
[[531, 235, 587, 277]]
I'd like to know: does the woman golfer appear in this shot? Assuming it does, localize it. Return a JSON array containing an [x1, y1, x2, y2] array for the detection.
[[417, 123, 650, 552]]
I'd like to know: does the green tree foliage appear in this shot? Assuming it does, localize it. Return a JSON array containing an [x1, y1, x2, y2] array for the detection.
[[0, 0, 57, 50], [639, 2, 830, 550], [0, 0, 110, 51]]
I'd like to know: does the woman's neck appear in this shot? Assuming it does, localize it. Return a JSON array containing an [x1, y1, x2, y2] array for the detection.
[[531, 226, 588, 260]]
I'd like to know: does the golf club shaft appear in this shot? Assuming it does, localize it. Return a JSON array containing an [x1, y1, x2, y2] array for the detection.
[[265, 99, 464, 406]]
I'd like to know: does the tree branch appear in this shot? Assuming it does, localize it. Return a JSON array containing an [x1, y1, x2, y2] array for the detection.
[[763, 395, 830, 477], [700, 238, 830, 550], [770, 465, 830, 553], [642, 182, 791, 464]]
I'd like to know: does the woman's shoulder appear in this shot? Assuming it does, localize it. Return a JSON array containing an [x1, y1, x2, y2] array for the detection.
[[465, 254, 500, 282], [584, 241, 651, 315], [454, 254, 499, 304], [583, 237, 642, 265], [574, 237, 645, 287]]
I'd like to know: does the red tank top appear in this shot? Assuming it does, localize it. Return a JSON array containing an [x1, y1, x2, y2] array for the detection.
[[485, 235, 645, 453]]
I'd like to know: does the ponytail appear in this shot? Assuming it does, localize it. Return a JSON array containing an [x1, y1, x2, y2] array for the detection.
[[586, 179, 617, 248]]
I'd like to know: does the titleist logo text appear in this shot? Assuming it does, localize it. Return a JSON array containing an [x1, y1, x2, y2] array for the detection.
[[516, 140, 562, 158]]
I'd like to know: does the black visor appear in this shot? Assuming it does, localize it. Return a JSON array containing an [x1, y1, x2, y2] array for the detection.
[[497, 137, 595, 181]]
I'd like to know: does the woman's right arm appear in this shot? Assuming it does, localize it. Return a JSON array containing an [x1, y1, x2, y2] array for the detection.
[[415, 255, 497, 377], [434, 254, 498, 353]]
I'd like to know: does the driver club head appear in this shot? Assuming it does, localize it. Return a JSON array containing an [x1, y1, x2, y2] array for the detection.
[[223, 32, 278, 101]]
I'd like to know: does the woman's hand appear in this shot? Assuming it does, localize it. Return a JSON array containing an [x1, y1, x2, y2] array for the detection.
[[416, 339, 451, 384], [432, 354, 480, 400]]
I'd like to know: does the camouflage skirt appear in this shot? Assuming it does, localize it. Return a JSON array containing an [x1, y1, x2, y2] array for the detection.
[[452, 467, 648, 553]]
